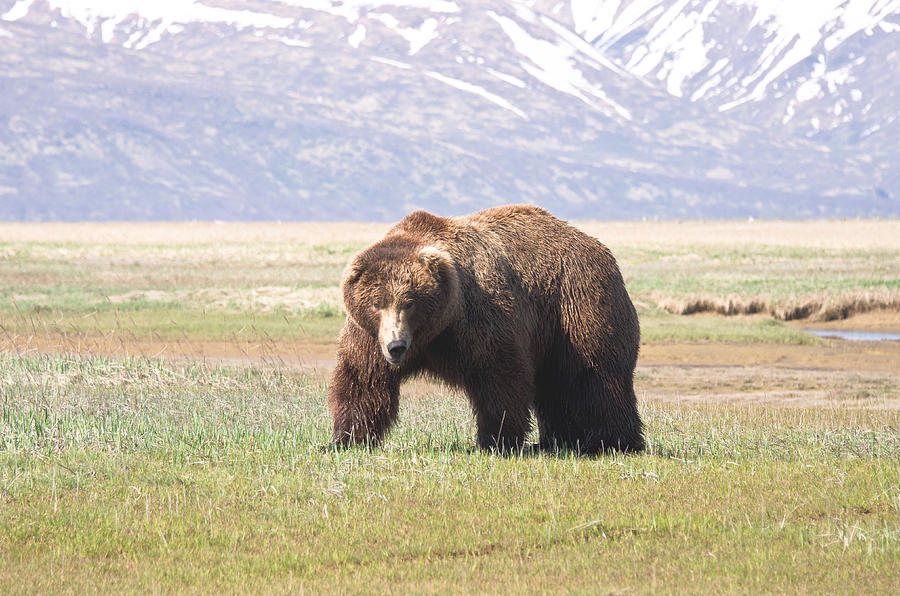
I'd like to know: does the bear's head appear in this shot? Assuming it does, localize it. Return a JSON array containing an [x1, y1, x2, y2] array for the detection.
[[341, 235, 460, 367]]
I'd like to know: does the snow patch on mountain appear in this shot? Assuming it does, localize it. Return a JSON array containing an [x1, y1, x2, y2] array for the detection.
[[3, 0, 295, 47], [489, 9, 631, 119], [625, 0, 718, 97], [348, 23, 366, 47], [425, 70, 528, 118], [372, 13, 439, 54], [568, 0, 900, 114], [2, 0, 465, 53], [720, 0, 885, 110], [537, 12, 629, 76], [485, 67, 527, 88], [782, 54, 865, 125], [370, 55, 413, 69], [1, 0, 32, 21], [272, 34, 311, 47], [274, 0, 459, 24], [571, 0, 669, 48]]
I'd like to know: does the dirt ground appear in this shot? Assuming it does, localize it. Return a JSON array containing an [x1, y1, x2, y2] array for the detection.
[[5, 317, 898, 410], [6, 327, 899, 371]]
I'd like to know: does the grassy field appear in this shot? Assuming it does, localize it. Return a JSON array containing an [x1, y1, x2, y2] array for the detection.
[[2, 354, 898, 593], [1, 220, 899, 592], [4, 220, 899, 349]]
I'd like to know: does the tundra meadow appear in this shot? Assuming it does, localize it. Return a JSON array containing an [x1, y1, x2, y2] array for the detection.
[[1, 220, 898, 593]]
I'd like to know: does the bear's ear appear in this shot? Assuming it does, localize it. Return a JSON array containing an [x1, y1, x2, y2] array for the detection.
[[341, 261, 363, 290], [418, 246, 451, 272], [418, 246, 460, 303], [340, 261, 365, 329]]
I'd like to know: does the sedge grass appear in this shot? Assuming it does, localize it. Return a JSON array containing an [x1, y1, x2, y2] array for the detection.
[[1, 354, 898, 593]]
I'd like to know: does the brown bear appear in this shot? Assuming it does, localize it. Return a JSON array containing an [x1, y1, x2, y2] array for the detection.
[[327, 205, 644, 454]]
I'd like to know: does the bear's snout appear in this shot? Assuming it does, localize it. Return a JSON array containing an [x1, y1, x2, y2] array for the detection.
[[378, 308, 412, 365], [386, 339, 408, 363]]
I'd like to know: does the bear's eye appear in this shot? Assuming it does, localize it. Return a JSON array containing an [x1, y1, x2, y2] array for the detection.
[[372, 302, 381, 311], [402, 302, 414, 311]]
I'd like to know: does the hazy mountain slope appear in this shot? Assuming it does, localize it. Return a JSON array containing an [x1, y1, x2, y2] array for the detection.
[[0, 0, 897, 220]]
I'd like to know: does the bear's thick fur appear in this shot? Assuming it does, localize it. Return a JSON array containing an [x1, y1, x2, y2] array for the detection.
[[328, 205, 644, 454]]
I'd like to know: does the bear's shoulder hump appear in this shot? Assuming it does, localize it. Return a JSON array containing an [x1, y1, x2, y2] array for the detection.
[[392, 210, 451, 236]]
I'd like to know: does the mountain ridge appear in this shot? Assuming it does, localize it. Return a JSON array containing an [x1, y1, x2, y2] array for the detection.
[[1, 0, 897, 220]]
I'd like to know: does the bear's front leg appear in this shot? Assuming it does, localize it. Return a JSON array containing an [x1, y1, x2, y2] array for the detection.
[[327, 322, 401, 447]]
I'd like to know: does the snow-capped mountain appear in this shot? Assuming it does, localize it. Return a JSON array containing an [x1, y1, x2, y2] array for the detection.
[[0, 0, 897, 220]]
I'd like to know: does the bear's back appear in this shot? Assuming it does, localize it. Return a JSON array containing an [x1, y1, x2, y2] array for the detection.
[[387, 205, 619, 286], [458, 205, 617, 275]]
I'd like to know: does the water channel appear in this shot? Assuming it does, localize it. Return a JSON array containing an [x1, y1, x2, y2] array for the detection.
[[804, 329, 900, 341]]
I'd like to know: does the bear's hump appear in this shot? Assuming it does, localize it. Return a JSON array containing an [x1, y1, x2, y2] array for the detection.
[[390, 210, 452, 239]]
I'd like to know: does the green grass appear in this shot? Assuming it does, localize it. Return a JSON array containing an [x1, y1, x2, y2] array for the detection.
[[1, 307, 344, 344], [1, 354, 898, 592], [639, 311, 820, 344], [2, 306, 813, 348], [3, 232, 898, 334], [619, 245, 900, 300], [4, 232, 851, 346]]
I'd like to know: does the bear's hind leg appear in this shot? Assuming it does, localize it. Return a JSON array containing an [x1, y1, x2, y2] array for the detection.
[[578, 372, 644, 454], [535, 415, 571, 454], [542, 370, 644, 455], [533, 377, 574, 454], [466, 371, 535, 453]]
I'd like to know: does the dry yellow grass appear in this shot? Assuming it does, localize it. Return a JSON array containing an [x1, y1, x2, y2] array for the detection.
[[576, 219, 900, 250], [2, 218, 898, 250], [655, 289, 900, 321]]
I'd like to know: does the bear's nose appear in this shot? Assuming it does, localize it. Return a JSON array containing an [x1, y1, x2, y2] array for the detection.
[[387, 339, 407, 361]]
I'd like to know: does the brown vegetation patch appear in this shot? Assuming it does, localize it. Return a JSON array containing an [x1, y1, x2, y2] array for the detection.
[[789, 308, 900, 333], [656, 290, 900, 322]]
